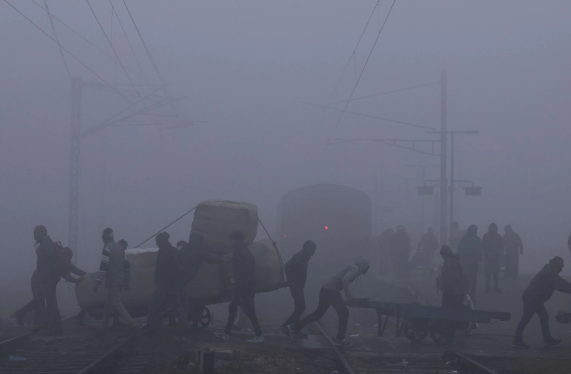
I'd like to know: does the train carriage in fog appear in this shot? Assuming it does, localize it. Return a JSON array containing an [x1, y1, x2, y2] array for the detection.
[[278, 184, 372, 263]]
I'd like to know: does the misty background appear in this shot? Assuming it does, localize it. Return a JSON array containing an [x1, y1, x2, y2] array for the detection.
[[1, 0, 571, 292]]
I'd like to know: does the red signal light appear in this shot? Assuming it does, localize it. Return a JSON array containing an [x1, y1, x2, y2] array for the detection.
[[283, 235, 287, 238], [324, 226, 329, 230]]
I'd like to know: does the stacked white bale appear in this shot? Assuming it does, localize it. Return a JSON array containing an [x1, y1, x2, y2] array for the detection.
[[191, 200, 258, 254]]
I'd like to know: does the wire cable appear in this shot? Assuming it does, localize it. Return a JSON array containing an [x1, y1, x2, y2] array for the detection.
[[327, 0, 397, 143], [109, 0, 151, 86], [122, 0, 174, 104], [30, 0, 148, 84], [42, 0, 71, 80], [327, 0, 379, 104], [329, 81, 440, 105], [135, 207, 197, 248]]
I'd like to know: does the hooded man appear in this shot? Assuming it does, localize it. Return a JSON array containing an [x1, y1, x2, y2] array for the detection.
[[146, 232, 192, 333], [503, 225, 523, 280], [281, 240, 317, 334], [482, 223, 504, 293], [418, 228, 439, 273], [215, 231, 264, 343], [93, 227, 133, 330], [378, 228, 394, 273], [513, 257, 571, 349], [292, 257, 370, 346], [439, 246, 469, 309], [13, 225, 62, 334], [456, 225, 483, 300], [392, 225, 411, 279]]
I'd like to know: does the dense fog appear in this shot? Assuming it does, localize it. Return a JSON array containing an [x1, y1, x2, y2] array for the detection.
[[1, 0, 570, 290]]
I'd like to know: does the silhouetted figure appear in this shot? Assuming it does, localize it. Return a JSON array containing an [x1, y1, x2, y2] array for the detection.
[[503, 225, 523, 280], [439, 246, 469, 309], [482, 223, 504, 293], [392, 225, 411, 279], [293, 257, 370, 346], [513, 257, 571, 349], [216, 231, 264, 343], [281, 240, 316, 333], [378, 229, 394, 274], [13, 226, 62, 334], [456, 225, 482, 301], [418, 228, 439, 272]]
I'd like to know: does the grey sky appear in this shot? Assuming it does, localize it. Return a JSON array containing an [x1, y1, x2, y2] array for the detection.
[[1, 1, 570, 277]]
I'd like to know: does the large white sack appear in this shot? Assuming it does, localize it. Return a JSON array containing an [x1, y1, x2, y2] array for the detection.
[[191, 200, 258, 254]]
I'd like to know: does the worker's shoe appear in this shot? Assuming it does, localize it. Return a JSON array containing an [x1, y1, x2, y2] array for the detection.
[[11, 312, 24, 327], [280, 324, 293, 339], [544, 338, 562, 347], [512, 339, 529, 349], [247, 335, 265, 344], [334, 338, 353, 347], [214, 332, 230, 340]]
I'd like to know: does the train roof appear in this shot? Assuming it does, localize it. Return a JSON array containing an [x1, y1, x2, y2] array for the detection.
[[279, 183, 371, 207]]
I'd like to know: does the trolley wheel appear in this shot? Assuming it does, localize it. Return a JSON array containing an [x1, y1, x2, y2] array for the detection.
[[403, 318, 429, 343], [430, 326, 455, 346], [188, 305, 212, 330]]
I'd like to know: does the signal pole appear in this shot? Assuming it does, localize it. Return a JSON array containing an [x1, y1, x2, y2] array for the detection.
[[69, 77, 82, 264], [439, 70, 448, 246]]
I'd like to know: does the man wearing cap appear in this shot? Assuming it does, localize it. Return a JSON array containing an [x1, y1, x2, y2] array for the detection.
[[503, 225, 523, 280], [281, 240, 317, 335], [513, 256, 571, 349], [215, 231, 264, 343], [93, 227, 133, 330], [146, 232, 193, 333], [439, 245, 469, 309]]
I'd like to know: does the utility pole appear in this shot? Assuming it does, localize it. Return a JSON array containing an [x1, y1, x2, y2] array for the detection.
[[439, 70, 448, 246], [69, 77, 82, 265]]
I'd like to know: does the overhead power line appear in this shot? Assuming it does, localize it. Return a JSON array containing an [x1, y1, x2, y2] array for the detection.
[[327, 0, 379, 104], [327, 0, 397, 142], [329, 81, 440, 105], [122, 0, 174, 104], [42, 0, 71, 80]]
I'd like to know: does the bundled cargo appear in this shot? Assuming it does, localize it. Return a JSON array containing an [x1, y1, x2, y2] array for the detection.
[[191, 200, 258, 254]]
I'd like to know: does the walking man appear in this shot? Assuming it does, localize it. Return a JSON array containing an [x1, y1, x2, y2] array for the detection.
[[13, 226, 62, 334], [513, 257, 571, 349], [392, 225, 411, 279], [439, 246, 469, 309], [93, 228, 133, 331], [280, 240, 317, 334], [503, 225, 523, 280], [456, 225, 483, 301], [482, 223, 504, 293], [293, 257, 370, 346], [215, 231, 264, 343]]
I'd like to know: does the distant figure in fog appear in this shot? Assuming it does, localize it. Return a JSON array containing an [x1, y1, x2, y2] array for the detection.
[[417, 228, 439, 273], [503, 225, 523, 280], [513, 256, 571, 349], [449, 221, 462, 251], [293, 257, 370, 346], [281, 240, 316, 334], [482, 223, 504, 293], [392, 225, 411, 279], [378, 228, 394, 274], [439, 245, 469, 309], [567, 232, 571, 254], [456, 225, 482, 301]]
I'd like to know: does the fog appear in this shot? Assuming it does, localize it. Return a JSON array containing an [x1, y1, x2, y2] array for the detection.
[[1, 0, 570, 288]]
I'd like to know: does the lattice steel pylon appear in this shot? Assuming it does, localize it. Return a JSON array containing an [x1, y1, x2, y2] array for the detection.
[[69, 77, 82, 265]]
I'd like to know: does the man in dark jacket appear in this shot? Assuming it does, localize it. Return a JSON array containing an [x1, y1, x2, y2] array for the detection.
[[439, 246, 469, 309], [482, 223, 504, 293], [94, 228, 133, 330], [378, 228, 393, 274], [12, 225, 62, 334], [146, 232, 192, 333], [281, 240, 317, 334], [418, 228, 439, 273], [215, 231, 263, 343], [513, 257, 571, 349], [392, 225, 412, 279], [503, 225, 523, 280], [456, 225, 483, 301]]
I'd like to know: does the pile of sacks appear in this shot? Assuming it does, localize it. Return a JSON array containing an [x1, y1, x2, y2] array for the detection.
[[76, 200, 284, 311]]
